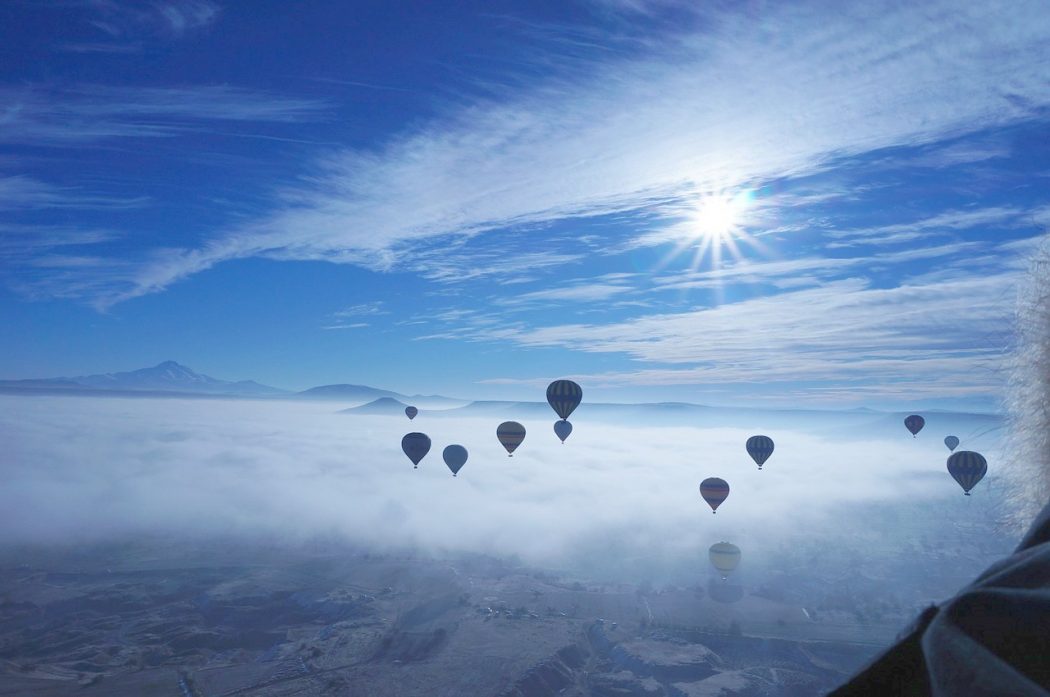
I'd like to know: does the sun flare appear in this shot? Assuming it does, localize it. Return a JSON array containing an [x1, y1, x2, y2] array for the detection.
[[692, 195, 740, 240], [653, 188, 766, 285]]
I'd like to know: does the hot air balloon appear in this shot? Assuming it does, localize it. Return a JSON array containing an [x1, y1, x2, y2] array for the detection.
[[497, 421, 526, 456], [746, 435, 774, 469], [905, 414, 925, 437], [401, 432, 431, 469], [947, 450, 987, 495], [405, 406, 418, 420], [554, 420, 573, 444], [443, 444, 468, 477], [546, 380, 582, 420], [944, 435, 960, 452], [709, 542, 741, 580], [699, 477, 730, 513]]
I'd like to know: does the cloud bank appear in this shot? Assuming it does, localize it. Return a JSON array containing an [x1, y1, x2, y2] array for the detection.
[[0, 395, 1012, 582]]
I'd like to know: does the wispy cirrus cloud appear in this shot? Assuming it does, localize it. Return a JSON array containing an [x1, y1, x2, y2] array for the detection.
[[0, 175, 147, 210], [319, 301, 389, 330], [58, 0, 221, 50], [827, 207, 1030, 247], [36, 0, 1050, 307], [458, 237, 1034, 404], [0, 85, 326, 145]]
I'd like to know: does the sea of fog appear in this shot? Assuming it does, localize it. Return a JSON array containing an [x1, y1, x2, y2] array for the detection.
[[0, 394, 1019, 598]]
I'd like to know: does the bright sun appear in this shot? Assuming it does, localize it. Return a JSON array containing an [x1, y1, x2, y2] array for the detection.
[[656, 189, 764, 279], [692, 194, 741, 240]]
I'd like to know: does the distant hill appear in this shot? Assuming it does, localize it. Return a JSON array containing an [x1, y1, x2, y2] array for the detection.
[[0, 361, 286, 396], [296, 384, 401, 401], [341, 397, 411, 415]]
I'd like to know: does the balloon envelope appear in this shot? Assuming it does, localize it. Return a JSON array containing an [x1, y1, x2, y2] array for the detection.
[[746, 435, 774, 468], [405, 406, 418, 420], [443, 444, 468, 476], [554, 420, 573, 443], [546, 380, 582, 420], [709, 542, 741, 579], [905, 414, 925, 436], [944, 435, 960, 452], [497, 421, 526, 455], [947, 450, 987, 495], [401, 432, 431, 468], [699, 477, 730, 513]]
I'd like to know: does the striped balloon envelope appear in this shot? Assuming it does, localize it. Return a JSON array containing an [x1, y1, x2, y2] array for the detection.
[[405, 406, 418, 420], [546, 379, 582, 420], [709, 542, 741, 579], [905, 414, 925, 437], [944, 435, 960, 452], [746, 435, 774, 469], [947, 451, 987, 495], [699, 477, 730, 513], [496, 421, 526, 456]]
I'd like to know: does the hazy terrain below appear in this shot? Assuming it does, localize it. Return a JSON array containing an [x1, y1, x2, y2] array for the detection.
[[0, 394, 1018, 695]]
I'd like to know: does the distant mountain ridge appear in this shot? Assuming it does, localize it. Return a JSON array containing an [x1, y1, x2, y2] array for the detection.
[[0, 361, 466, 406], [0, 360, 285, 396]]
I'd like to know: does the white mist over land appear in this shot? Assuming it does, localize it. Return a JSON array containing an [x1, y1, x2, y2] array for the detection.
[[0, 394, 1015, 588]]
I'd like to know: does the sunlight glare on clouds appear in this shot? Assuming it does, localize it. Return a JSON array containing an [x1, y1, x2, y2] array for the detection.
[[657, 188, 764, 280]]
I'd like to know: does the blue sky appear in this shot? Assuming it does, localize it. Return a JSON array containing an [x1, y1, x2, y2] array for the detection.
[[2, 0, 1049, 409]]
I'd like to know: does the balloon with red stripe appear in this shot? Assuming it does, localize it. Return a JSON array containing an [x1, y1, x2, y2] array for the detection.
[[699, 477, 730, 514]]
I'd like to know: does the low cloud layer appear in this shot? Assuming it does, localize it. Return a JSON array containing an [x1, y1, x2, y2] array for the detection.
[[0, 395, 1016, 584]]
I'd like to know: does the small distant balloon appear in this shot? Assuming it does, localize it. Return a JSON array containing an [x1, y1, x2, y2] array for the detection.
[[554, 420, 573, 443], [944, 435, 960, 452], [401, 432, 431, 469], [405, 406, 418, 420], [709, 542, 741, 580], [546, 380, 582, 420], [746, 435, 774, 469], [497, 421, 526, 456], [699, 477, 730, 514], [905, 414, 925, 437], [443, 444, 468, 477], [947, 450, 987, 495]]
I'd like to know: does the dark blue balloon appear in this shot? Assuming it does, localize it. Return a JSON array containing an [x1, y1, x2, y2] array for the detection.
[[547, 380, 582, 420], [905, 414, 925, 437], [746, 435, 774, 469], [401, 432, 431, 468], [443, 444, 468, 477], [405, 406, 418, 420], [947, 450, 987, 495], [554, 420, 573, 443]]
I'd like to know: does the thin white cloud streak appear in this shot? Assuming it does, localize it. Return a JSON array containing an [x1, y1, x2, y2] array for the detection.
[[506, 282, 635, 304], [0, 85, 327, 144], [48, 0, 1050, 306], [0, 175, 148, 210], [0, 396, 1007, 580], [451, 272, 1019, 397], [649, 241, 987, 292], [826, 207, 1030, 247], [72, 0, 220, 40]]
